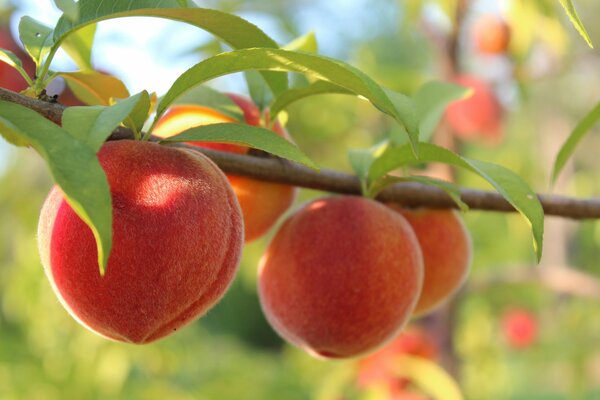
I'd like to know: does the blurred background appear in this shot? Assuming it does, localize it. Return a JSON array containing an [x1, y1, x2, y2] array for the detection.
[[1, 0, 600, 399]]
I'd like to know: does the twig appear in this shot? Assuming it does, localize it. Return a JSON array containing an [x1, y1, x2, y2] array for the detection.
[[2, 87, 600, 220]]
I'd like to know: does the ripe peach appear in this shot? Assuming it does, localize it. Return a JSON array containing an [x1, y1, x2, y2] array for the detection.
[[357, 326, 438, 397], [501, 308, 538, 349], [154, 93, 297, 242], [38, 140, 244, 343], [473, 15, 511, 55], [387, 206, 472, 316], [258, 196, 424, 358], [445, 75, 503, 143], [0, 26, 35, 92]]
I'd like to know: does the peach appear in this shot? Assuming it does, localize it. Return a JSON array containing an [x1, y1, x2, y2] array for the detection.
[[38, 140, 244, 343], [357, 326, 438, 397], [258, 196, 424, 358], [388, 206, 472, 316], [473, 15, 511, 55], [0, 26, 35, 92], [445, 75, 503, 143], [154, 93, 297, 242], [501, 308, 538, 349]]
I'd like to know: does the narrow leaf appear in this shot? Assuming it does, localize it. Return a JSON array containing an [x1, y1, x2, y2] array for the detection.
[[270, 81, 353, 118], [156, 48, 419, 152], [369, 143, 544, 260], [18, 17, 54, 67], [173, 85, 244, 121], [54, 0, 79, 22], [0, 100, 112, 274], [61, 23, 96, 70], [283, 32, 318, 53], [122, 91, 152, 135], [0, 48, 33, 85], [62, 91, 149, 150], [161, 123, 318, 170], [52, 1, 287, 95], [558, 0, 593, 48], [414, 81, 472, 141], [551, 100, 600, 185], [58, 70, 130, 106]]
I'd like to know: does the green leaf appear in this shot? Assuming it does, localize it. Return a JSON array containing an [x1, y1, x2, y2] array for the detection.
[[156, 48, 419, 153], [392, 355, 463, 400], [161, 123, 318, 170], [173, 85, 244, 122], [58, 70, 130, 106], [369, 143, 544, 261], [122, 91, 152, 135], [244, 70, 273, 111], [18, 16, 54, 68], [0, 48, 33, 86], [54, 0, 79, 22], [270, 81, 354, 118], [348, 141, 389, 196], [414, 81, 472, 141], [551, 100, 600, 185], [62, 91, 149, 150], [52, 1, 286, 95], [558, 0, 593, 48], [0, 100, 112, 274], [283, 31, 318, 53], [61, 23, 96, 70]]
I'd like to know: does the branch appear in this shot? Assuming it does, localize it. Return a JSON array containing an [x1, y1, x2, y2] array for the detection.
[[2, 87, 600, 220]]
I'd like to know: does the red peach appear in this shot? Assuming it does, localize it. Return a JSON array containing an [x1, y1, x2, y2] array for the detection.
[[501, 308, 538, 349], [38, 140, 244, 343], [388, 206, 472, 316], [154, 94, 297, 242], [258, 196, 424, 358], [473, 15, 511, 55], [357, 326, 438, 397], [445, 75, 503, 143]]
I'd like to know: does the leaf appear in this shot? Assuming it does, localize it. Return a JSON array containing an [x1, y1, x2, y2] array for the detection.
[[0, 48, 33, 86], [392, 355, 463, 400], [0, 100, 112, 274], [61, 23, 96, 70], [156, 48, 420, 153], [414, 81, 472, 141], [348, 141, 389, 196], [18, 16, 54, 68], [62, 91, 150, 150], [58, 71, 130, 106], [270, 81, 354, 118], [54, 0, 79, 22], [551, 100, 600, 185], [244, 70, 273, 111], [369, 143, 544, 261], [173, 85, 244, 122], [283, 31, 318, 53], [122, 91, 152, 135], [558, 0, 593, 48], [51, 1, 287, 95], [161, 123, 318, 170]]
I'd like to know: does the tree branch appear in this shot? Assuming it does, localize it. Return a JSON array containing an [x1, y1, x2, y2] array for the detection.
[[2, 87, 600, 220]]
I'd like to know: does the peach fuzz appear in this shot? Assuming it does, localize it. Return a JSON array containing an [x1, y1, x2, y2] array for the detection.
[[473, 15, 511, 55], [445, 75, 503, 143], [258, 196, 424, 359], [153, 93, 297, 242], [388, 206, 472, 316], [38, 140, 244, 344]]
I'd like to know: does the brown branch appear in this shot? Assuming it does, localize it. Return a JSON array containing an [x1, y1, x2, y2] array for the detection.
[[2, 87, 600, 220]]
